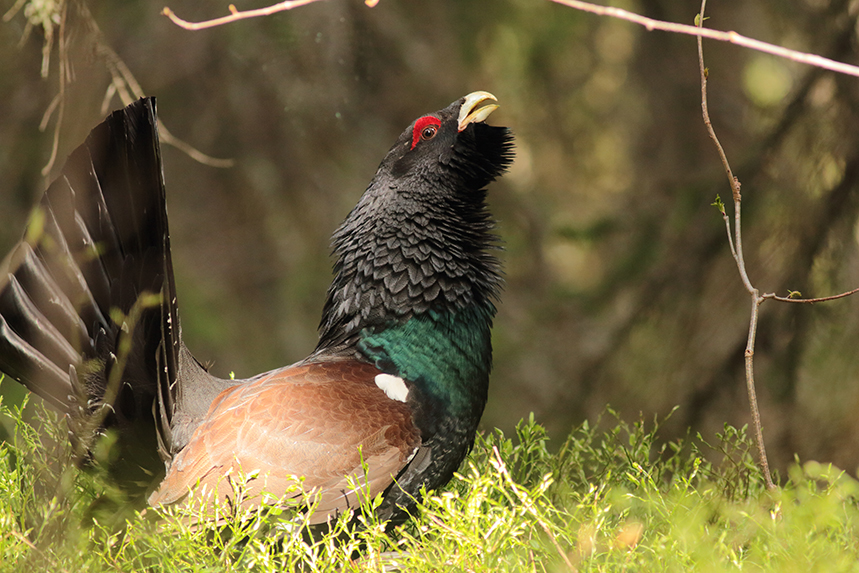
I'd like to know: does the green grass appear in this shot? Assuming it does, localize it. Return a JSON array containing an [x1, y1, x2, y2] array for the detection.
[[2, 382, 859, 572]]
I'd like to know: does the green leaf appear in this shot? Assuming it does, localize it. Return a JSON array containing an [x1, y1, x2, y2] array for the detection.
[[711, 194, 726, 216]]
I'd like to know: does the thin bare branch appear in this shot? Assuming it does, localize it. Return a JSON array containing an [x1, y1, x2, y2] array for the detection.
[[763, 287, 859, 304], [697, 0, 774, 490], [28, 1, 234, 175], [161, 0, 859, 83], [718, 209, 737, 260], [87, 23, 236, 168], [551, 0, 859, 78], [163, 0, 329, 31], [39, 93, 62, 132], [695, 17, 742, 205], [158, 127, 235, 168], [40, 0, 69, 178], [742, 295, 773, 488], [731, 197, 756, 298], [2, 0, 28, 22]]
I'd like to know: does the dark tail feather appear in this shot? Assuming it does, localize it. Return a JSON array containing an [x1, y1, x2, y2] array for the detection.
[[0, 98, 181, 490]]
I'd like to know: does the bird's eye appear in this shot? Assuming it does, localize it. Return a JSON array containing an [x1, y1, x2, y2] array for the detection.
[[411, 116, 442, 149]]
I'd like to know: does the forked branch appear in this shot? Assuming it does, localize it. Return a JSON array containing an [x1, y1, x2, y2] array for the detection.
[[697, 1, 859, 490]]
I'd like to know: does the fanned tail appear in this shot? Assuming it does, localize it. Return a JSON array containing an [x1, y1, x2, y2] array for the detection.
[[0, 98, 181, 491]]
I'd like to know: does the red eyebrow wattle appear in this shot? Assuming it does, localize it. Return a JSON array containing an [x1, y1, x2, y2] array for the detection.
[[411, 116, 441, 149]]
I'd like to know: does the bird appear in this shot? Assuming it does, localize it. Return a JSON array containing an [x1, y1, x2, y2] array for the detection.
[[0, 92, 513, 527]]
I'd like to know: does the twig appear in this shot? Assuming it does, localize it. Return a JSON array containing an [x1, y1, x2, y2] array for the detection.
[[39, 0, 70, 178], [696, 0, 774, 491], [763, 287, 859, 304], [742, 294, 770, 486], [92, 31, 236, 167], [713, 198, 737, 260], [164, 0, 859, 83], [162, 0, 378, 31], [550, 0, 859, 79], [13, 1, 234, 175]]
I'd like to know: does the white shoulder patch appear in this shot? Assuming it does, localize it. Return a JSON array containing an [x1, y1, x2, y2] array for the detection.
[[374, 373, 409, 403]]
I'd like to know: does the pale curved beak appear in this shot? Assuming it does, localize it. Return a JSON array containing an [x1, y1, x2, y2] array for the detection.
[[457, 91, 499, 132]]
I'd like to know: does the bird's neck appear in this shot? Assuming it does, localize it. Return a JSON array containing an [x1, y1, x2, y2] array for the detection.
[[313, 185, 501, 421], [315, 182, 501, 352]]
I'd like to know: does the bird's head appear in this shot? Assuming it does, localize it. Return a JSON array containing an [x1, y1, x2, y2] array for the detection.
[[317, 92, 514, 352], [381, 91, 514, 191]]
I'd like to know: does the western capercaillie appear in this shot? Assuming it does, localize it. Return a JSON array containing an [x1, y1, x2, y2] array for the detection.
[[0, 92, 513, 527]]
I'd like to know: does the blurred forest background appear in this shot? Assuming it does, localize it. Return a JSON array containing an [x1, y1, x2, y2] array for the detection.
[[1, 0, 858, 477]]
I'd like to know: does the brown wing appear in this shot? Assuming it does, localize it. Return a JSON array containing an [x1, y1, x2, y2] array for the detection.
[[148, 359, 420, 524]]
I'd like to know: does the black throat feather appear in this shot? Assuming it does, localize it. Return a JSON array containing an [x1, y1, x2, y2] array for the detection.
[[315, 122, 514, 354]]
